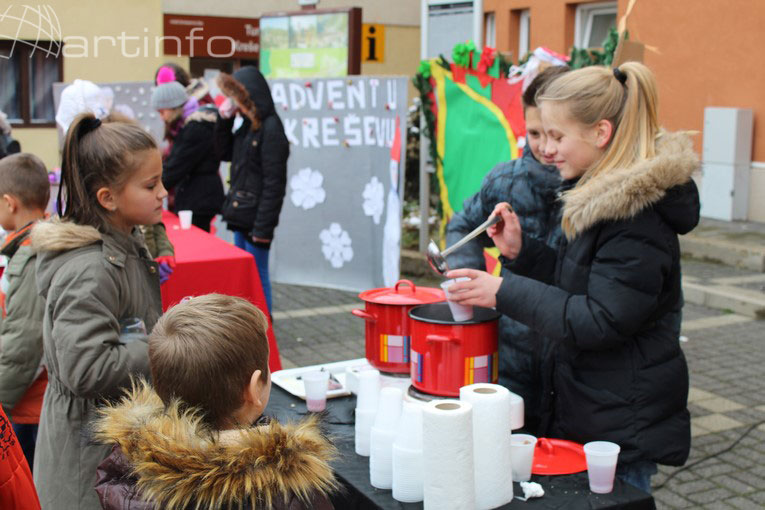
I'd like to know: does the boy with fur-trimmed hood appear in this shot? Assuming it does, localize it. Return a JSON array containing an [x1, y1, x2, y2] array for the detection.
[[92, 294, 337, 510]]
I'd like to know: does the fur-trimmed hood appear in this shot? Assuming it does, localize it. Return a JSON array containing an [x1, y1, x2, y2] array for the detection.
[[561, 131, 700, 239], [217, 66, 275, 130], [92, 381, 338, 510], [30, 216, 102, 253]]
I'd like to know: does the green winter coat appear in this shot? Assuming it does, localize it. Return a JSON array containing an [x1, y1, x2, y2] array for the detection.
[[141, 222, 174, 259], [30, 219, 162, 510], [0, 227, 45, 413]]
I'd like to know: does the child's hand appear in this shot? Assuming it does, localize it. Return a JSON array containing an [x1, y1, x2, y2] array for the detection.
[[444, 269, 503, 308], [219, 97, 238, 119], [487, 202, 522, 259]]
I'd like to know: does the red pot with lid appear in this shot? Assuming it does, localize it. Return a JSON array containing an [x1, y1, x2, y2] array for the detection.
[[352, 280, 445, 373], [409, 303, 500, 396]]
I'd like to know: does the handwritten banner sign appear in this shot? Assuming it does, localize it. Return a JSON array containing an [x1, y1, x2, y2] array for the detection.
[[269, 76, 408, 292]]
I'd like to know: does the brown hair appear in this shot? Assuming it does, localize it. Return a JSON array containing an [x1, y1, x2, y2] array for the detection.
[[522, 65, 570, 109], [59, 113, 157, 231], [537, 62, 660, 237], [149, 294, 270, 428], [0, 152, 50, 210]]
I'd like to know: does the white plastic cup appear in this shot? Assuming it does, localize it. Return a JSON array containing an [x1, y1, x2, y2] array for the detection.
[[302, 370, 329, 412], [374, 387, 403, 430], [584, 441, 621, 494], [440, 277, 474, 322], [356, 369, 381, 411], [178, 210, 193, 229], [510, 433, 537, 482]]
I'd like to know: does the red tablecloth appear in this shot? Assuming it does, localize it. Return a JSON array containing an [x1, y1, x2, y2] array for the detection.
[[160, 211, 281, 371]]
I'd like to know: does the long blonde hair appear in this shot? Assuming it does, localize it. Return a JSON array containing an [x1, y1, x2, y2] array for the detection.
[[537, 61, 660, 236]]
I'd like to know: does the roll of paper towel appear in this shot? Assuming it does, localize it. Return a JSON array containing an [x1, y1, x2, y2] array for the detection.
[[422, 400, 475, 510], [460, 383, 514, 509]]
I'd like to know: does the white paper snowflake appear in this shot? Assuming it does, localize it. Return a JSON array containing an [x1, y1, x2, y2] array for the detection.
[[320, 223, 353, 268], [290, 167, 326, 210], [362, 176, 385, 224]]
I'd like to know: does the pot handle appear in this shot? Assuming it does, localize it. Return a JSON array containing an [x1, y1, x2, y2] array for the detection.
[[351, 309, 377, 322], [425, 334, 458, 343], [394, 279, 416, 294]]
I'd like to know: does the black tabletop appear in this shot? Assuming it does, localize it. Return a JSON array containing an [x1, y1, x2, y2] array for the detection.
[[265, 386, 656, 510]]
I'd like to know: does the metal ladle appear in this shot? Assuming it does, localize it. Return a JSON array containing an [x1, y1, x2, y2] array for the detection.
[[426, 204, 513, 276]]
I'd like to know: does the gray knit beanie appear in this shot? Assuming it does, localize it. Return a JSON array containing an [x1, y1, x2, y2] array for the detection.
[[151, 81, 187, 109]]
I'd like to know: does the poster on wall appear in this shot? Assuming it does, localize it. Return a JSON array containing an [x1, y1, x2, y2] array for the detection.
[[53, 81, 164, 146], [259, 8, 361, 79], [269, 76, 408, 291]]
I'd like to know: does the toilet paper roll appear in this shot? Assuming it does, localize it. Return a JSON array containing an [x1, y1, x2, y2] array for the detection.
[[460, 383, 514, 509], [355, 407, 377, 456], [370, 426, 396, 489], [508, 391, 524, 430], [393, 444, 424, 502], [422, 400, 475, 510]]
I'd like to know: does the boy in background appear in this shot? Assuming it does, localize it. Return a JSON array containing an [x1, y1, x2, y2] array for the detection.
[[444, 66, 569, 434], [93, 294, 337, 510], [0, 153, 50, 470]]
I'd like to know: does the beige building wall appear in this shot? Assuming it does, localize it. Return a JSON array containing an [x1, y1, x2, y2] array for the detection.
[[9, 1, 421, 170], [162, 0, 420, 26], [10, 0, 170, 169]]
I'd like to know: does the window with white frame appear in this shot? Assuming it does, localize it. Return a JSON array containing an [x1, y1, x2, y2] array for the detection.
[[575, 1, 617, 49], [485, 12, 496, 48], [518, 9, 530, 59]]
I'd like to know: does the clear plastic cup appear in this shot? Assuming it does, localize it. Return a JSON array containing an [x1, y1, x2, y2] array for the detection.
[[302, 370, 330, 412], [584, 441, 621, 494], [178, 210, 193, 229], [510, 433, 537, 482], [440, 277, 474, 322]]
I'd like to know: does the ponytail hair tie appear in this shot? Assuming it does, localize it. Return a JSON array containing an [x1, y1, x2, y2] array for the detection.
[[79, 116, 102, 137], [613, 67, 627, 86]]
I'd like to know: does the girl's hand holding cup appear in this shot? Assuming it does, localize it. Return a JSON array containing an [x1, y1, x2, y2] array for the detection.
[[444, 269, 502, 309], [487, 202, 522, 260]]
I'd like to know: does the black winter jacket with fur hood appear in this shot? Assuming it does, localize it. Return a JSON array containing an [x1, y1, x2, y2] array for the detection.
[[214, 67, 289, 240], [92, 382, 337, 510], [496, 131, 699, 466]]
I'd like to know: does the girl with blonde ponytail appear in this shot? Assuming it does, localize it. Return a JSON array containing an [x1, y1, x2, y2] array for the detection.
[[447, 62, 699, 492]]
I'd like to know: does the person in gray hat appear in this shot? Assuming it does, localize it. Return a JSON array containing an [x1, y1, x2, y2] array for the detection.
[[152, 81, 224, 232]]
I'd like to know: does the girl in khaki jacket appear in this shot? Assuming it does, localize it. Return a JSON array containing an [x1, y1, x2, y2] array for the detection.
[[30, 113, 165, 510]]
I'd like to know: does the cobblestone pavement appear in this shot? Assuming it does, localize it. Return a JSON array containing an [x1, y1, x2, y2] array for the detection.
[[271, 263, 764, 509]]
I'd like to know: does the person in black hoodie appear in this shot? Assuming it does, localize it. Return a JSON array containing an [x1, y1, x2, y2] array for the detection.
[[446, 62, 698, 493], [215, 67, 289, 314]]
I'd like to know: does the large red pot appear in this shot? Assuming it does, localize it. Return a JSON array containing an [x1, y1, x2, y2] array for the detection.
[[352, 280, 445, 373], [409, 303, 500, 396]]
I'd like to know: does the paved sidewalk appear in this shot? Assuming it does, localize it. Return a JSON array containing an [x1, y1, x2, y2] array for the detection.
[[680, 218, 765, 272], [271, 260, 764, 509]]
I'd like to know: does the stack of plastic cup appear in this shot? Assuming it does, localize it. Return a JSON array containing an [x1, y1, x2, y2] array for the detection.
[[354, 369, 381, 456], [440, 277, 474, 321], [392, 402, 424, 503], [510, 434, 537, 482], [584, 441, 621, 494], [302, 370, 329, 412], [369, 387, 403, 489]]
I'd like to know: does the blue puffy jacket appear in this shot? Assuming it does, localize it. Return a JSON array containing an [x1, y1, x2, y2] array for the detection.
[[445, 149, 561, 433]]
